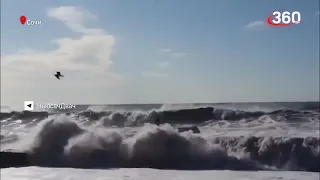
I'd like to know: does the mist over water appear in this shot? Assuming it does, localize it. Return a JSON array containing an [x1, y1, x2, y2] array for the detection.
[[1, 102, 319, 172]]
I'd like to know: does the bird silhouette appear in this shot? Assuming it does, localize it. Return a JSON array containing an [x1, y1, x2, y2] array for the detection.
[[54, 72, 64, 80]]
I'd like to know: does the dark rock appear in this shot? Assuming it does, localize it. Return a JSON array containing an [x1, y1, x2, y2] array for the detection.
[[160, 107, 214, 124], [0, 151, 31, 168]]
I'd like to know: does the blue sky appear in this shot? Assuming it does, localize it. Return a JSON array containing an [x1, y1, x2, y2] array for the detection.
[[1, 0, 319, 106]]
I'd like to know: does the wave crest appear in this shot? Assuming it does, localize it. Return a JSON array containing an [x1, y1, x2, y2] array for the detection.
[[1, 107, 318, 127], [1, 117, 315, 172]]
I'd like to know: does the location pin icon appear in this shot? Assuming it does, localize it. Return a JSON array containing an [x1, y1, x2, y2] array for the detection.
[[20, 16, 26, 25]]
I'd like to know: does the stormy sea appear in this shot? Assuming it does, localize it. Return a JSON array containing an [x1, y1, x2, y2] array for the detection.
[[0, 102, 319, 180]]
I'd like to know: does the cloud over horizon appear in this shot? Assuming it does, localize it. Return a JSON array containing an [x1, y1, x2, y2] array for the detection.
[[2, 6, 124, 88], [244, 20, 268, 31], [141, 71, 168, 78], [159, 48, 187, 58], [157, 61, 170, 68]]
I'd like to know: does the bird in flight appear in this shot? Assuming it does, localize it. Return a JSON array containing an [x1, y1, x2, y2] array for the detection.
[[54, 72, 64, 80]]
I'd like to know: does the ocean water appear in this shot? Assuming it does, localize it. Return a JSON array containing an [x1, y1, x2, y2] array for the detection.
[[0, 102, 319, 180]]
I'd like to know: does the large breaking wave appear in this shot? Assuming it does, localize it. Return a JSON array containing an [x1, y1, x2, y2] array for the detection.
[[0, 117, 319, 172], [1, 104, 319, 172]]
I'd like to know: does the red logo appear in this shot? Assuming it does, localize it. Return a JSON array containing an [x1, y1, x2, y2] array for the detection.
[[266, 11, 301, 27]]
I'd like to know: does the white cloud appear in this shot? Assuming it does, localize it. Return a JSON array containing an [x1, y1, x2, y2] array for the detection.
[[2, 35, 115, 72], [1, 6, 124, 105], [141, 72, 168, 78], [159, 48, 187, 58], [157, 61, 170, 68], [47, 6, 103, 35], [2, 6, 118, 74], [159, 48, 171, 53], [171, 52, 187, 58], [244, 20, 267, 31]]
